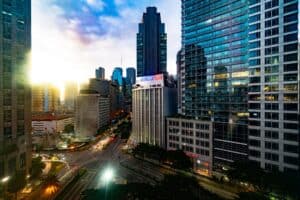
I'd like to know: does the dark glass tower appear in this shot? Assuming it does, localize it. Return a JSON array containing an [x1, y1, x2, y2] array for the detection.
[[137, 7, 167, 77], [181, 0, 249, 168], [0, 0, 32, 176], [95, 67, 105, 80]]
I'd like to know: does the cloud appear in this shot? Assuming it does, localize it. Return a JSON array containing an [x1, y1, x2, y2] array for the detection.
[[86, 0, 105, 10], [31, 0, 180, 86]]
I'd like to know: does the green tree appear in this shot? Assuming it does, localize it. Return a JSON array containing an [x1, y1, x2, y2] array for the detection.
[[7, 170, 26, 200], [164, 150, 193, 170], [63, 124, 74, 133], [30, 156, 46, 180]]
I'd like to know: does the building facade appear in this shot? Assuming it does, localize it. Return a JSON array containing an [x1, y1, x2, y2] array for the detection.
[[32, 114, 74, 135], [0, 0, 32, 176], [137, 7, 167, 77], [182, 0, 249, 169], [95, 67, 105, 80], [64, 82, 78, 112], [248, 0, 299, 172], [166, 118, 213, 175], [126, 67, 136, 85], [32, 84, 60, 113], [132, 74, 177, 148], [75, 92, 110, 137]]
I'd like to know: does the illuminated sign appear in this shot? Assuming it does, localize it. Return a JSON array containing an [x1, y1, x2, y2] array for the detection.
[[136, 74, 164, 87]]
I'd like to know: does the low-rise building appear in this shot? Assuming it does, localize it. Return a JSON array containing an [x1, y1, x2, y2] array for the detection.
[[166, 117, 213, 176], [32, 113, 74, 135]]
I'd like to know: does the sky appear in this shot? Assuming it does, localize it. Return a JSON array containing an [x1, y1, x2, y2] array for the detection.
[[31, 0, 181, 86]]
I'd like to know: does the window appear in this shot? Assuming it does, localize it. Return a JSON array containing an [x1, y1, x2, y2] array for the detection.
[[284, 13, 298, 23], [249, 14, 260, 23], [265, 65, 279, 73], [284, 133, 298, 141], [265, 37, 278, 46], [265, 46, 279, 55], [3, 23, 12, 39], [265, 142, 279, 150], [249, 23, 260, 32], [249, 32, 261, 40], [284, 53, 297, 62], [265, 56, 279, 64], [265, 112, 279, 120], [20, 153, 26, 168], [249, 41, 260, 49], [284, 33, 297, 42], [284, 94, 298, 101], [264, 84, 278, 92], [284, 156, 299, 165], [284, 73, 297, 81], [17, 124, 25, 136], [265, 18, 279, 28], [284, 83, 298, 91], [249, 95, 261, 101], [249, 50, 260, 57], [284, 63, 298, 71], [265, 75, 278, 83], [3, 91, 12, 106], [249, 103, 260, 109], [250, 5, 260, 14], [265, 9, 278, 18], [284, 3, 298, 13], [265, 27, 279, 36], [284, 113, 298, 121], [265, 130, 279, 139], [249, 129, 260, 137], [284, 103, 298, 110], [250, 139, 260, 147], [265, 153, 279, 161], [249, 59, 260, 66], [265, 121, 279, 128], [265, 0, 279, 9], [284, 43, 297, 52], [265, 103, 278, 110], [249, 150, 261, 158], [284, 123, 298, 130], [284, 23, 298, 33], [250, 77, 260, 83], [250, 120, 260, 126], [4, 127, 12, 138]]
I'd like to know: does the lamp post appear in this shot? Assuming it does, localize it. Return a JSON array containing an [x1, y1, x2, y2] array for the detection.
[[1, 176, 10, 199], [101, 167, 114, 200]]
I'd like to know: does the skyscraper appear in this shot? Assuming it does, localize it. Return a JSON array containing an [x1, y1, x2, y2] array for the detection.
[[126, 68, 136, 85], [64, 82, 78, 112], [95, 67, 105, 80], [181, 0, 249, 169], [0, 0, 32, 175], [32, 84, 60, 113], [111, 67, 123, 86], [137, 7, 167, 77], [248, 0, 299, 172]]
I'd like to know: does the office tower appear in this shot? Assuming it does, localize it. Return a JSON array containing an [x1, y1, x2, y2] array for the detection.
[[126, 68, 136, 85], [181, 0, 249, 169], [0, 0, 32, 176], [95, 67, 105, 80], [137, 7, 167, 77], [111, 67, 123, 86], [75, 90, 110, 137], [32, 84, 60, 113], [248, 0, 299, 172], [132, 74, 177, 148], [64, 82, 78, 112]]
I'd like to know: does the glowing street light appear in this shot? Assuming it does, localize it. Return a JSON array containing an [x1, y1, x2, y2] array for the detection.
[[101, 168, 114, 183], [1, 176, 10, 183]]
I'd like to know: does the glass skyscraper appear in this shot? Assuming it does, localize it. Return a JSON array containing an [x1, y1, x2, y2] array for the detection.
[[181, 0, 249, 168], [248, 0, 299, 172], [0, 0, 32, 176], [137, 7, 167, 77]]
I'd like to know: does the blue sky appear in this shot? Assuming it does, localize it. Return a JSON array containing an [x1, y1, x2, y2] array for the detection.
[[31, 0, 181, 85]]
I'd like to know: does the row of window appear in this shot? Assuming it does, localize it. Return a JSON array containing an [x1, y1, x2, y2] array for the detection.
[[250, 151, 298, 166], [249, 112, 298, 121]]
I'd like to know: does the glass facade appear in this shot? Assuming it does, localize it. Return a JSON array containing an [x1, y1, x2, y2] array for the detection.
[[248, 0, 299, 172], [182, 0, 249, 167], [0, 0, 32, 175], [137, 7, 167, 77]]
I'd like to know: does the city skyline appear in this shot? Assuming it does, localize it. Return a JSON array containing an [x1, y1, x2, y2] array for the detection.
[[31, 0, 180, 86]]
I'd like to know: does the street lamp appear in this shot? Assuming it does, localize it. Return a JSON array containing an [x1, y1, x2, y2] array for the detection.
[[1, 176, 10, 183], [101, 168, 114, 183]]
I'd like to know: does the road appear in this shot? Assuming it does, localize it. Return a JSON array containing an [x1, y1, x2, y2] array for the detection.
[[55, 137, 158, 200]]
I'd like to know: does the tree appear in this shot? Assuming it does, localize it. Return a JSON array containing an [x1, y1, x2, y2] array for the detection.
[[63, 124, 74, 133], [7, 170, 26, 200], [42, 174, 60, 198], [238, 192, 268, 200], [30, 156, 46, 180], [164, 150, 193, 170]]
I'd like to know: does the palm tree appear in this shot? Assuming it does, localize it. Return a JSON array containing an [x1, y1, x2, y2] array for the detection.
[[42, 174, 60, 199]]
